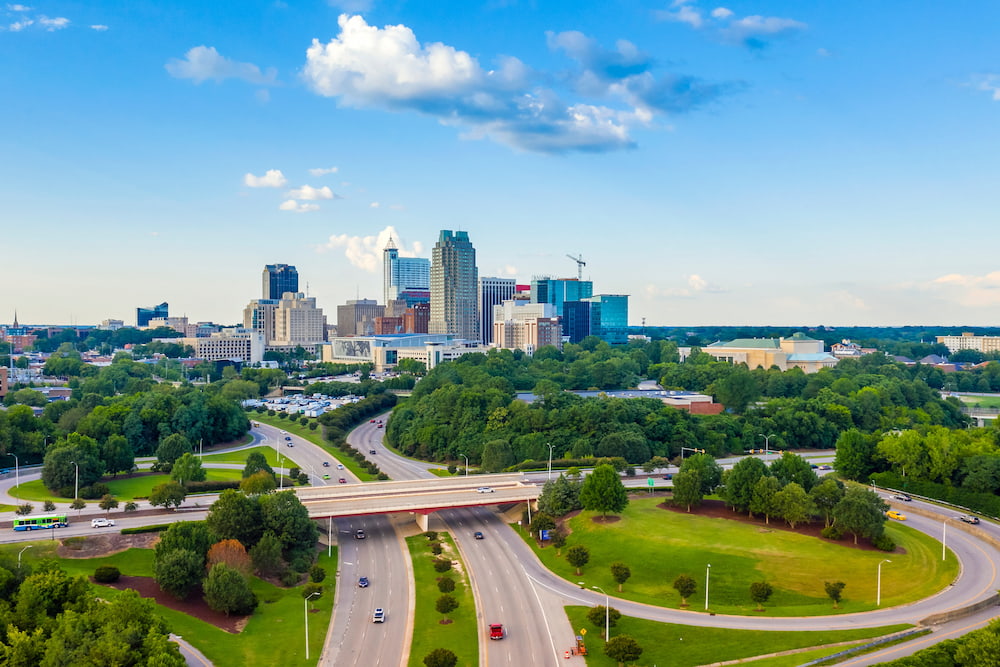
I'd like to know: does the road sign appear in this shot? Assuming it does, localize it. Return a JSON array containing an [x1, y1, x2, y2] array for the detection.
[[647, 477, 654, 487], [579, 628, 587, 635]]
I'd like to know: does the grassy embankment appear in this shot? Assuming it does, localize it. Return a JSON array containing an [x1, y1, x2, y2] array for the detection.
[[10, 468, 243, 503]]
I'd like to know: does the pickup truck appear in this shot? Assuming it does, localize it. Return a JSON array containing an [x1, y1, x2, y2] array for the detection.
[[91, 518, 115, 528], [960, 514, 980, 525], [489, 623, 505, 640]]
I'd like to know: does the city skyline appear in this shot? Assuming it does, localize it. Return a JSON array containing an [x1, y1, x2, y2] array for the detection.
[[3, 2, 999, 327]]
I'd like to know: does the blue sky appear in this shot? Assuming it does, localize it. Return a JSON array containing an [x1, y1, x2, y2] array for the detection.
[[2, 1, 999, 328]]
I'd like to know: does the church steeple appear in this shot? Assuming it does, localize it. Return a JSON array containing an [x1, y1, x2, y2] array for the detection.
[[12, 311, 18, 328]]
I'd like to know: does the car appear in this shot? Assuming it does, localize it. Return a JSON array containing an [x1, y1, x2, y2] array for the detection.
[[286, 442, 294, 447], [91, 518, 115, 528], [818, 465, 833, 471], [372, 608, 385, 623], [358, 576, 369, 588], [377, 423, 383, 429], [356, 529, 366, 539], [370, 419, 375, 423], [960, 514, 981, 524], [662, 474, 673, 480], [474, 531, 484, 539], [339, 478, 347, 484], [369, 449, 377, 455], [284, 436, 291, 441], [336, 464, 344, 470], [489, 623, 505, 640], [322, 474, 330, 480], [893, 494, 912, 502], [810, 464, 819, 469], [322, 461, 330, 467], [886, 510, 907, 521], [476, 487, 495, 494]]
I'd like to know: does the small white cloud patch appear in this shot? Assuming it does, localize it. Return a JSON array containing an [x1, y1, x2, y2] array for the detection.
[[166, 46, 278, 85], [244, 170, 287, 188]]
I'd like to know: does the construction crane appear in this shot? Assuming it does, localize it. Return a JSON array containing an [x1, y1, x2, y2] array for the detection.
[[566, 254, 586, 281]]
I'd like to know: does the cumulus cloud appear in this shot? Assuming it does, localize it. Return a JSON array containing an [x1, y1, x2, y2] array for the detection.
[[317, 225, 424, 271], [279, 200, 320, 213], [244, 169, 287, 188], [38, 15, 68, 30], [309, 166, 339, 176], [655, 2, 805, 50], [302, 14, 726, 153], [968, 74, 1000, 101], [287, 184, 337, 200], [926, 271, 1000, 307], [90, 24, 108, 31], [7, 19, 31, 30], [7, 4, 31, 10], [166, 46, 278, 85]]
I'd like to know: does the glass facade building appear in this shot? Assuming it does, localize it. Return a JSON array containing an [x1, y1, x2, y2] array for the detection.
[[429, 230, 479, 341], [262, 264, 299, 300]]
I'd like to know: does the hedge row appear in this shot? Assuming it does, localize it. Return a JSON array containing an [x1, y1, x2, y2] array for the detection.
[[183, 479, 242, 494], [871, 471, 1000, 518], [121, 524, 172, 535]]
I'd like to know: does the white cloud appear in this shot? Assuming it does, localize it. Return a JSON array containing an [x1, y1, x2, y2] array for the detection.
[[369, 201, 380, 208], [8, 19, 31, 30], [279, 200, 320, 213], [644, 274, 725, 298], [327, 0, 373, 11], [38, 15, 68, 30], [721, 15, 807, 47], [8, 4, 30, 11], [830, 290, 868, 310], [317, 225, 423, 271], [287, 185, 336, 200], [166, 46, 278, 85], [711, 7, 733, 19], [244, 169, 287, 188], [255, 88, 270, 103], [656, 2, 805, 50], [309, 166, 339, 176], [90, 24, 108, 31], [926, 271, 1000, 307], [968, 74, 1000, 101]]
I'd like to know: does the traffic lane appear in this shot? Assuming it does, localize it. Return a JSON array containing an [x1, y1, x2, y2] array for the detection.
[[348, 421, 439, 481], [446, 506, 569, 667], [0, 510, 210, 545]]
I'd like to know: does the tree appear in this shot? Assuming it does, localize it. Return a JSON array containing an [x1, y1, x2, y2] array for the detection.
[[769, 451, 820, 492], [260, 490, 319, 562], [604, 635, 643, 667], [610, 561, 631, 592], [156, 433, 192, 465], [587, 604, 622, 632], [672, 469, 702, 512], [98, 494, 119, 516], [833, 487, 888, 545], [551, 527, 567, 555], [437, 577, 455, 593], [423, 648, 459, 667], [100, 434, 135, 477], [538, 474, 583, 517], [834, 429, 878, 481], [673, 574, 696, 607], [954, 619, 1000, 665], [435, 594, 458, 619], [204, 563, 258, 616], [723, 457, 769, 515], [41, 434, 103, 495], [15, 504, 32, 516], [579, 464, 629, 518], [207, 489, 264, 548], [679, 453, 723, 495], [750, 475, 781, 524], [43, 500, 55, 512], [156, 521, 215, 564], [240, 470, 277, 496], [124, 501, 139, 513], [207, 539, 252, 576], [149, 481, 187, 510], [713, 367, 760, 414], [824, 581, 846, 608], [566, 545, 590, 575], [749, 581, 773, 611], [480, 439, 515, 473], [249, 531, 285, 576], [171, 452, 206, 485], [772, 482, 814, 528], [70, 498, 86, 514], [809, 478, 845, 527], [242, 451, 274, 479], [153, 549, 203, 600]]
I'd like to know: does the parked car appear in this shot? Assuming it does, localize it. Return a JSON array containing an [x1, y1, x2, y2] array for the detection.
[[476, 487, 495, 494], [893, 494, 912, 502], [474, 531, 484, 540], [489, 623, 505, 640], [356, 529, 366, 539], [372, 607, 385, 623], [886, 510, 907, 521], [358, 576, 369, 588], [960, 514, 981, 524], [91, 518, 115, 528]]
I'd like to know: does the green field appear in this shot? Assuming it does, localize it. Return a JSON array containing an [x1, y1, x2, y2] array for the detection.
[[3, 541, 337, 667], [199, 445, 285, 468], [10, 468, 243, 502], [406, 533, 478, 667], [524, 496, 958, 616], [253, 413, 379, 481], [957, 394, 1000, 408], [563, 606, 908, 667]]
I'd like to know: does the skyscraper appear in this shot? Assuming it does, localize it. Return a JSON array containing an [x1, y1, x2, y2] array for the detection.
[[479, 277, 516, 345], [383, 239, 430, 307], [530, 277, 593, 316], [136, 302, 168, 327], [429, 230, 479, 341], [262, 264, 299, 300]]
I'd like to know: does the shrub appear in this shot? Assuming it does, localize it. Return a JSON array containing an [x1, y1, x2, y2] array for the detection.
[[432, 559, 452, 573], [297, 473, 308, 485], [43, 500, 56, 512], [872, 534, 896, 552], [377, 472, 389, 480], [821, 525, 844, 540], [291, 555, 313, 573], [184, 480, 241, 493], [94, 565, 121, 583], [80, 483, 110, 500], [302, 582, 323, 599], [299, 418, 308, 427], [308, 422, 318, 431], [124, 501, 139, 513], [277, 412, 288, 420], [280, 570, 301, 587], [437, 577, 455, 593], [121, 524, 171, 535], [430, 542, 443, 555], [423, 531, 438, 541], [309, 565, 326, 583], [15, 504, 33, 516]]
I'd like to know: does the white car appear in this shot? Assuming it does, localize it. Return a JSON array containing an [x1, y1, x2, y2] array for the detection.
[[91, 518, 115, 528], [476, 487, 495, 494]]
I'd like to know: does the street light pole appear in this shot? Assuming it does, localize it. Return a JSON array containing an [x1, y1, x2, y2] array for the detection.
[[11, 453, 18, 491], [758, 433, 776, 459], [304, 590, 321, 660], [705, 563, 712, 611], [942, 520, 947, 561], [592, 585, 609, 641], [877, 559, 892, 607], [71, 461, 79, 500], [547, 443, 555, 480], [17, 544, 32, 569], [462, 455, 469, 477]]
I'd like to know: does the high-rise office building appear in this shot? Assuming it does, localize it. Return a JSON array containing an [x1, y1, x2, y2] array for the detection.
[[337, 299, 385, 337], [262, 264, 299, 300], [429, 230, 479, 341], [383, 239, 430, 307], [479, 277, 516, 345], [530, 278, 593, 317], [244, 292, 326, 345], [137, 302, 169, 327], [492, 300, 562, 353], [583, 294, 629, 344]]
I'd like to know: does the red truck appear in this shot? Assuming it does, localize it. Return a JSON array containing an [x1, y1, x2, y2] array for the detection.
[[489, 624, 505, 640]]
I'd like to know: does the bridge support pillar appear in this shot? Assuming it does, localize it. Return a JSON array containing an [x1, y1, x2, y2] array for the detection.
[[414, 512, 430, 532]]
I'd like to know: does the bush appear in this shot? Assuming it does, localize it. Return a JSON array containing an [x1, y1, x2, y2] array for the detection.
[[297, 473, 308, 485], [872, 534, 896, 552], [430, 542, 443, 555], [308, 422, 318, 431], [94, 565, 121, 583], [121, 524, 171, 535], [377, 472, 389, 480], [184, 480, 241, 493], [43, 500, 56, 512], [309, 565, 326, 583], [80, 483, 110, 500], [281, 570, 302, 587], [423, 531, 438, 541], [299, 418, 308, 427], [15, 504, 33, 516], [278, 412, 288, 420], [302, 582, 323, 599], [437, 577, 455, 593], [432, 559, 452, 573], [821, 525, 844, 540]]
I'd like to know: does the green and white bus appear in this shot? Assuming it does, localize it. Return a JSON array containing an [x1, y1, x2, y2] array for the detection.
[[12, 514, 69, 531]]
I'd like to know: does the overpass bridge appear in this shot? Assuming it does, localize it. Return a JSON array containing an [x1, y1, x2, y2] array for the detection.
[[293, 473, 541, 531], [961, 406, 1000, 427]]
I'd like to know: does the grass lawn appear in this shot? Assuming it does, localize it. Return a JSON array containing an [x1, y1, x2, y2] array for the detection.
[[524, 497, 958, 616], [200, 445, 284, 468], [428, 468, 456, 477], [10, 469, 244, 503], [407, 532, 478, 667], [3, 542, 338, 667], [564, 606, 908, 667], [254, 413, 379, 481], [958, 394, 1000, 408]]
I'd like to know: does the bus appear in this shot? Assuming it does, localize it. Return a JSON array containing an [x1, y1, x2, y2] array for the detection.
[[13, 514, 69, 531]]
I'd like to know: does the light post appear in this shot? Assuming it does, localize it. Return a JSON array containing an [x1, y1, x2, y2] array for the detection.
[[705, 563, 712, 611], [462, 455, 469, 477], [278, 453, 284, 490], [328, 516, 333, 558], [71, 461, 79, 500], [758, 433, 776, 459], [592, 585, 610, 641], [547, 443, 555, 480], [942, 519, 948, 562], [17, 544, 32, 569], [876, 559, 892, 607], [304, 590, 321, 660], [199, 438, 203, 459], [10, 453, 18, 491]]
